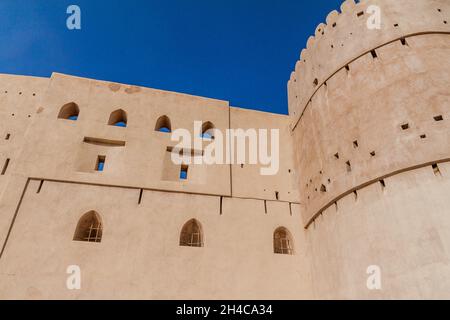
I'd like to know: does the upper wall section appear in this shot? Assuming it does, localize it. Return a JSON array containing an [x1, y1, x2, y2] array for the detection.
[[14, 72, 232, 196], [230, 107, 300, 203], [0, 74, 48, 197], [5, 73, 297, 201], [287, 0, 450, 127], [293, 33, 450, 227]]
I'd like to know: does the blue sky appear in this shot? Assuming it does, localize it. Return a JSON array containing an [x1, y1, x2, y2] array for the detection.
[[0, 0, 342, 114]]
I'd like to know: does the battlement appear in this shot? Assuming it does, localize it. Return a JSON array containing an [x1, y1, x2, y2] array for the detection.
[[288, 0, 450, 127]]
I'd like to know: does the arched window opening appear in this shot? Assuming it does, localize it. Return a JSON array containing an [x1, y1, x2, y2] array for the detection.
[[73, 211, 103, 243], [201, 121, 215, 139], [273, 227, 294, 255], [155, 115, 172, 133], [108, 109, 127, 127], [180, 219, 203, 247], [58, 102, 79, 121]]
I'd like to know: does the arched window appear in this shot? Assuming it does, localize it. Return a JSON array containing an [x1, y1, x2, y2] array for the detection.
[[179, 219, 203, 247], [155, 115, 171, 133], [58, 102, 79, 121], [73, 211, 103, 243], [108, 109, 127, 127], [201, 121, 215, 139], [273, 227, 294, 255]]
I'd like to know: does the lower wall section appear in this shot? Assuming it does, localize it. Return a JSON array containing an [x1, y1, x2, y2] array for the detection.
[[0, 180, 311, 299], [306, 162, 450, 299]]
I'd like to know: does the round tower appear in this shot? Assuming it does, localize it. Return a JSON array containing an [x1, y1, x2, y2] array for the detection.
[[289, 0, 450, 298]]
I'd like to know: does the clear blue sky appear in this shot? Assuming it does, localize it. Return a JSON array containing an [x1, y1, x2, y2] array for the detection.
[[0, 0, 342, 114]]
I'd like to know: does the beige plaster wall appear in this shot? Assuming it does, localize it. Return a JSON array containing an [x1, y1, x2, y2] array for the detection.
[[288, 0, 450, 299], [306, 163, 450, 299], [0, 72, 302, 299], [0, 180, 310, 300]]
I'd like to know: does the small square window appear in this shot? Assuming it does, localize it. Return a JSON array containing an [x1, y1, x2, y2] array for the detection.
[[401, 123, 410, 130], [96, 156, 106, 172]]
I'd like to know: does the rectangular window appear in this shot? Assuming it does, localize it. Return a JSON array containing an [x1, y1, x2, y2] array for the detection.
[[180, 165, 188, 180], [96, 156, 106, 172]]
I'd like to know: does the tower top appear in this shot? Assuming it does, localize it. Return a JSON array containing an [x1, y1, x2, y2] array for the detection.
[[287, 0, 450, 127]]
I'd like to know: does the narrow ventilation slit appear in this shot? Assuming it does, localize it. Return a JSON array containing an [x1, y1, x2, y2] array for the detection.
[[289, 203, 292, 216], [275, 191, 279, 200], [334, 201, 338, 212], [371, 50, 378, 59], [434, 115, 444, 122], [37, 180, 44, 194], [346, 161, 352, 172], [380, 179, 386, 189], [220, 196, 223, 215], [400, 38, 408, 46], [353, 190, 358, 200], [345, 65, 350, 72], [432, 163, 441, 176], [264, 200, 267, 214], [1, 158, 10, 175], [138, 189, 143, 205]]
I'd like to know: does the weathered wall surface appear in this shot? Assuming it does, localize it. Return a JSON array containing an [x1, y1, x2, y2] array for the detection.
[[307, 163, 450, 299], [0, 73, 303, 299], [295, 33, 450, 227], [289, 0, 450, 299], [0, 180, 310, 300], [0, 0, 449, 300]]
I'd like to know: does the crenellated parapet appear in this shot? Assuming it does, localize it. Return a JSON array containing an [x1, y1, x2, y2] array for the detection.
[[288, 0, 450, 128]]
